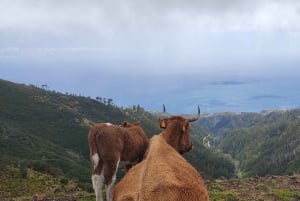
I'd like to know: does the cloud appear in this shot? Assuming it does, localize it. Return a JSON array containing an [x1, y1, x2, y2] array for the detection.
[[1, 0, 300, 36]]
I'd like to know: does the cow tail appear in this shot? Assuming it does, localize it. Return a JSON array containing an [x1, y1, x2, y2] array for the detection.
[[89, 128, 100, 171]]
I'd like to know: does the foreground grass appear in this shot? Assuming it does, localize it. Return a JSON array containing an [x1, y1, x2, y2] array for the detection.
[[207, 175, 300, 201], [1, 167, 300, 201], [0, 167, 93, 200]]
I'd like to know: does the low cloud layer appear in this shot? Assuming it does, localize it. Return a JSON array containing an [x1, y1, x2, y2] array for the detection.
[[1, 0, 300, 35]]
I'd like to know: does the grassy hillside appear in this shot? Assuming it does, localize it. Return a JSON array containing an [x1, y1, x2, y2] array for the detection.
[[200, 109, 300, 177], [0, 79, 160, 191], [0, 78, 234, 198], [0, 166, 93, 200]]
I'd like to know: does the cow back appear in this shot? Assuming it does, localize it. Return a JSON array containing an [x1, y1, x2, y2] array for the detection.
[[94, 124, 148, 163], [120, 125, 148, 163], [95, 125, 124, 161], [113, 135, 209, 201]]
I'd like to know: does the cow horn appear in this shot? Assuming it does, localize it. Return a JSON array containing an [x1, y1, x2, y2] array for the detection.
[[188, 106, 200, 122], [159, 104, 169, 120]]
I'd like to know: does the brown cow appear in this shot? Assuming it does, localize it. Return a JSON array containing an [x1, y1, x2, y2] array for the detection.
[[113, 107, 210, 201], [88, 122, 148, 201]]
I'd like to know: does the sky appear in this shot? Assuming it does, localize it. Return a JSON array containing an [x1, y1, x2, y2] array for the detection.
[[1, 0, 300, 114]]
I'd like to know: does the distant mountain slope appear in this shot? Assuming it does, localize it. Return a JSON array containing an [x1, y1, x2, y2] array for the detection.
[[220, 118, 300, 176], [200, 109, 300, 177], [0, 78, 235, 194], [200, 109, 300, 136]]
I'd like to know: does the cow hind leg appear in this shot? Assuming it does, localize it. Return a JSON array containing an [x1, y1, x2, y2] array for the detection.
[[91, 152, 100, 170], [104, 158, 120, 201], [92, 161, 104, 201]]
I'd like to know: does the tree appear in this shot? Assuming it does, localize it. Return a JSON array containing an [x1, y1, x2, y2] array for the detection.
[[96, 97, 101, 102], [41, 84, 49, 90], [107, 98, 113, 105]]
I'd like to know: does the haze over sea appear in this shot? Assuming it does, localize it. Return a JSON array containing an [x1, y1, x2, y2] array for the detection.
[[1, 59, 299, 114], [1, 0, 300, 114]]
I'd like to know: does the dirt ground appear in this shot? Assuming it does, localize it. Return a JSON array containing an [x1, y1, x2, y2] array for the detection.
[[206, 175, 300, 201]]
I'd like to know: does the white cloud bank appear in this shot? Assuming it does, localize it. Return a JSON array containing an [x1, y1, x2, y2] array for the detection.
[[1, 0, 300, 35]]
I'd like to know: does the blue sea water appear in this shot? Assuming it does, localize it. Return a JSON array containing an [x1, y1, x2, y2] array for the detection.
[[126, 76, 300, 115], [159, 77, 300, 114]]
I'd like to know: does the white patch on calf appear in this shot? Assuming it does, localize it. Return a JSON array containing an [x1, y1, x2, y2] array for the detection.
[[106, 158, 120, 201], [92, 153, 100, 170], [92, 172, 104, 201], [104, 123, 113, 126]]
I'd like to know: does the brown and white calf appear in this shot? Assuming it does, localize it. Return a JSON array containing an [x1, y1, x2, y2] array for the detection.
[[88, 122, 148, 201], [113, 107, 210, 201]]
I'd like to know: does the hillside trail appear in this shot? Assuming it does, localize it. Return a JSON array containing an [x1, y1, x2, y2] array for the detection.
[[207, 175, 300, 201]]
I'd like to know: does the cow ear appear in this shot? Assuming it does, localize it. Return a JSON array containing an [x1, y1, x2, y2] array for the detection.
[[181, 125, 186, 133], [159, 119, 167, 128], [181, 122, 189, 133]]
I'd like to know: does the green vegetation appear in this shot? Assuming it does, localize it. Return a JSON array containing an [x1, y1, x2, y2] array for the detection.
[[186, 141, 235, 179], [269, 189, 300, 201], [208, 183, 239, 201], [200, 109, 300, 177], [207, 175, 300, 201], [0, 166, 93, 200]]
